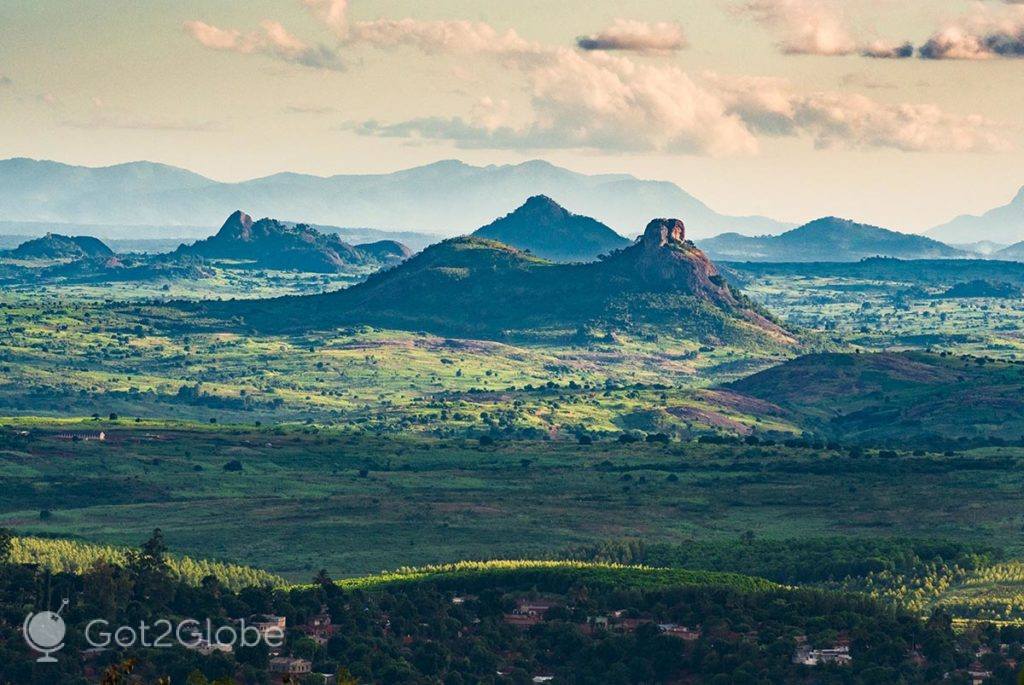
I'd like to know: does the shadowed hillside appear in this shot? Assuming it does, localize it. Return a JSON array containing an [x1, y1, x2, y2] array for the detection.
[[472, 195, 630, 262], [3, 233, 113, 260], [175, 210, 411, 273], [726, 351, 1024, 445]]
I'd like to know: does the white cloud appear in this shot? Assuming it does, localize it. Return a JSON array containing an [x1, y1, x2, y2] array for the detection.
[[183, 3, 1007, 156], [357, 45, 1004, 155], [183, 19, 345, 71], [349, 18, 537, 57], [919, 4, 1024, 59], [576, 19, 688, 53], [301, 0, 349, 37], [735, 0, 858, 55], [709, 73, 1007, 153]]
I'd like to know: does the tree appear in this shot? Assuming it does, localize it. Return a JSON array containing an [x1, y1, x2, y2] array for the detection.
[[0, 527, 11, 564], [126, 529, 172, 605]]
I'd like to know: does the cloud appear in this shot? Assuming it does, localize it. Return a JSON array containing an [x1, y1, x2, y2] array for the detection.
[[349, 18, 538, 57], [183, 3, 1006, 155], [355, 49, 758, 156], [708, 73, 1006, 153], [735, 0, 858, 55], [861, 40, 914, 59], [301, 0, 349, 37], [183, 19, 345, 71], [919, 5, 1024, 59], [355, 42, 1004, 155], [576, 19, 688, 53]]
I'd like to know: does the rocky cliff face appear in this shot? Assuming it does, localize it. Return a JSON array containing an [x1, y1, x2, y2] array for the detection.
[[618, 218, 790, 338]]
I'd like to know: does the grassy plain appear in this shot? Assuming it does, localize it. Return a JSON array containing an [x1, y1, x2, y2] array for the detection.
[[2, 424, 1024, 584]]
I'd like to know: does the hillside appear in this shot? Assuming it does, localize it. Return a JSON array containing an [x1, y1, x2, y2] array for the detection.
[[935, 280, 1022, 299], [726, 351, 1024, 445], [0, 158, 790, 238], [197, 218, 794, 345], [176, 210, 411, 273], [698, 217, 966, 262], [3, 233, 113, 260], [930, 186, 1024, 245], [723, 257, 1024, 288], [472, 195, 630, 262], [993, 240, 1024, 261]]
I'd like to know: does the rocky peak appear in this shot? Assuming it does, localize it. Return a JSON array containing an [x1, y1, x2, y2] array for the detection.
[[519, 195, 568, 217], [642, 218, 686, 247], [218, 210, 255, 239]]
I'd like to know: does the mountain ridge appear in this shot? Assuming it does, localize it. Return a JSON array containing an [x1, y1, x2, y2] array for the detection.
[[175, 211, 412, 273], [928, 186, 1024, 244], [193, 217, 794, 346], [698, 216, 966, 262], [0, 157, 790, 239]]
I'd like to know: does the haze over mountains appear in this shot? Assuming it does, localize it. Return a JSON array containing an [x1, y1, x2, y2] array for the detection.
[[697, 217, 967, 263], [929, 186, 1024, 245], [0, 157, 789, 239]]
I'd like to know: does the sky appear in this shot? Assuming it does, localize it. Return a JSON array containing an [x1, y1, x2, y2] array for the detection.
[[0, 0, 1022, 232]]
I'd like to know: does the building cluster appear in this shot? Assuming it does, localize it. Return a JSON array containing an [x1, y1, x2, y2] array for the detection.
[[178, 609, 338, 684], [500, 597, 702, 642]]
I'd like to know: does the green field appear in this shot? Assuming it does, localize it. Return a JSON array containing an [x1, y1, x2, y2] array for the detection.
[[3, 423, 1024, 585], [4, 263, 1024, 629]]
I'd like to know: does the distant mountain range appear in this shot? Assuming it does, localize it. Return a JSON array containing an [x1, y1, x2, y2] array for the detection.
[[472, 195, 630, 262], [176, 211, 411, 273], [193, 218, 794, 346], [697, 217, 967, 262], [993, 241, 1024, 262], [0, 157, 789, 239], [928, 186, 1024, 245]]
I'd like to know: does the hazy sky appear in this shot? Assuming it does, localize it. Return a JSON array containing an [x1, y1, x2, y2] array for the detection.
[[1, 0, 1022, 231]]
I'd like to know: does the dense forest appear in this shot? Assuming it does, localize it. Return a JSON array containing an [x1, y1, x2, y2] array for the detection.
[[3, 530, 1024, 684]]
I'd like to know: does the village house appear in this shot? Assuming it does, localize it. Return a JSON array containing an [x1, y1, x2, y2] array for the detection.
[[503, 597, 560, 628], [515, 599, 558, 616], [269, 657, 312, 678], [793, 644, 852, 666], [302, 605, 334, 645], [184, 638, 233, 656], [55, 431, 105, 442], [658, 624, 701, 641], [249, 614, 286, 636], [968, 661, 993, 684]]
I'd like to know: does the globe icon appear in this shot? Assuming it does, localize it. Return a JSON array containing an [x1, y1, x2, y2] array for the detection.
[[23, 610, 66, 663]]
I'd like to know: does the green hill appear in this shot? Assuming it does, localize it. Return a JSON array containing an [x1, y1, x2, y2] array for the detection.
[[699, 216, 966, 262], [8, 536, 282, 591], [197, 218, 794, 345], [176, 210, 411, 273], [332, 560, 775, 593], [726, 351, 1024, 445], [4, 233, 113, 260], [472, 195, 630, 262]]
